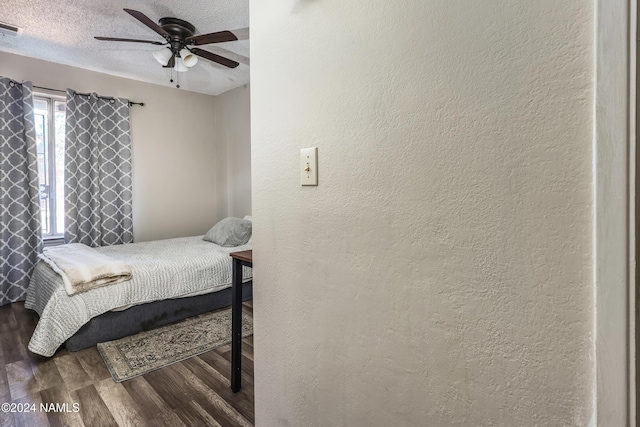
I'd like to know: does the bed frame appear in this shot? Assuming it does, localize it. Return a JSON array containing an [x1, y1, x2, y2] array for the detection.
[[64, 281, 253, 351]]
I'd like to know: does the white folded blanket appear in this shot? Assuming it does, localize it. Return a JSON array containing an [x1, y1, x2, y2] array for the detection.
[[39, 243, 132, 296]]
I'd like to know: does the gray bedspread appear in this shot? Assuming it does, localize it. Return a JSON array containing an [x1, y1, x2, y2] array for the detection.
[[25, 236, 252, 357]]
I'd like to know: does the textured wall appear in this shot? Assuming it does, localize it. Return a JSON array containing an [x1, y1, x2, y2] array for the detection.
[[214, 84, 252, 219], [0, 51, 218, 242], [251, 1, 594, 426]]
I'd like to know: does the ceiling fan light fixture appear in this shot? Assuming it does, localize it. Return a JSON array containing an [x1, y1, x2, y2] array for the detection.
[[95, 9, 242, 89], [179, 48, 198, 67], [174, 57, 189, 72], [152, 48, 172, 66]]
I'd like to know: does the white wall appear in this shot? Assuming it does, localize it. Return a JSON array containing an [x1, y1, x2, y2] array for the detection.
[[215, 84, 252, 219], [0, 51, 219, 242], [251, 1, 593, 426]]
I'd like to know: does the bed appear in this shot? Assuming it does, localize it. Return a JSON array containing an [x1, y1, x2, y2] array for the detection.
[[25, 235, 253, 357]]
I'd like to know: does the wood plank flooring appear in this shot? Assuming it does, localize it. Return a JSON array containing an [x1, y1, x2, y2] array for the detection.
[[0, 302, 254, 427]]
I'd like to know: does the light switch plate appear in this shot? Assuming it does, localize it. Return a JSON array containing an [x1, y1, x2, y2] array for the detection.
[[300, 147, 318, 186]]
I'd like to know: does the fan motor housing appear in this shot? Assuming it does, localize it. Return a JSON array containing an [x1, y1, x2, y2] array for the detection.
[[159, 17, 195, 40]]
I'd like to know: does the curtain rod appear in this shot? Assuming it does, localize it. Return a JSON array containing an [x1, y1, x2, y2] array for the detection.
[[6, 80, 145, 107]]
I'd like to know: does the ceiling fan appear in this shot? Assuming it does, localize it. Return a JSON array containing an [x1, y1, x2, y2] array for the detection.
[[95, 8, 240, 87]]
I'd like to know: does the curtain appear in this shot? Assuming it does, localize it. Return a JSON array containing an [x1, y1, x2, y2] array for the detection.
[[0, 78, 42, 306], [64, 90, 133, 247]]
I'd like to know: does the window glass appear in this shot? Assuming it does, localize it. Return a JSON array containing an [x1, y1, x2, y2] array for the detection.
[[33, 95, 65, 237]]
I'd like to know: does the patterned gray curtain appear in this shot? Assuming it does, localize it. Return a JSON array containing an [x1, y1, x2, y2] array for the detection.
[[64, 90, 133, 247], [0, 78, 42, 306]]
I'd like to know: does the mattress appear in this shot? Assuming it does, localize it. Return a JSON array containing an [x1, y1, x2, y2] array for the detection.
[[25, 236, 252, 356]]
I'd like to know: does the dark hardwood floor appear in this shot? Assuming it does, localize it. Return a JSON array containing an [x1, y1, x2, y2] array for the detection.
[[0, 301, 254, 427]]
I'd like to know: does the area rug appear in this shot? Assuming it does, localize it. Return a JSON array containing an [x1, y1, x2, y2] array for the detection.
[[97, 308, 253, 382]]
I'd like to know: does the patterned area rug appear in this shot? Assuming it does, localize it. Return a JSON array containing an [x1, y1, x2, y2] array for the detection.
[[97, 308, 253, 382]]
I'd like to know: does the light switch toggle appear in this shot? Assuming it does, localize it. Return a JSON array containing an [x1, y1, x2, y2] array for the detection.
[[300, 147, 318, 186]]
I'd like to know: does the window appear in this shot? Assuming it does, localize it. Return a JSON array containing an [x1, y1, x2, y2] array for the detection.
[[33, 95, 65, 238]]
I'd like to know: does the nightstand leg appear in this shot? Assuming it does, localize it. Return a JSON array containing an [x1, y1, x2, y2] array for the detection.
[[231, 258, 243, 392]]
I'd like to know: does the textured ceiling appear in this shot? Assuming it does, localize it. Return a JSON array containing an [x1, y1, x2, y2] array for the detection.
[[0, 0, 249, 95]]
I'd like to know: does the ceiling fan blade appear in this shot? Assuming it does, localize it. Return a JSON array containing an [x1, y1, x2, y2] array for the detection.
[[94, 36, 165, 45], [191, 48, 239, 68], [186, 31, 238, 46], [163, 53, 176, 68], [123, 8, 170, 38]]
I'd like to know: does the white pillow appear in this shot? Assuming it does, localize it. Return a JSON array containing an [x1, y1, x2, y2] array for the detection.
[[244, 215, 252, 243], [202, 217, 252, 247]]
